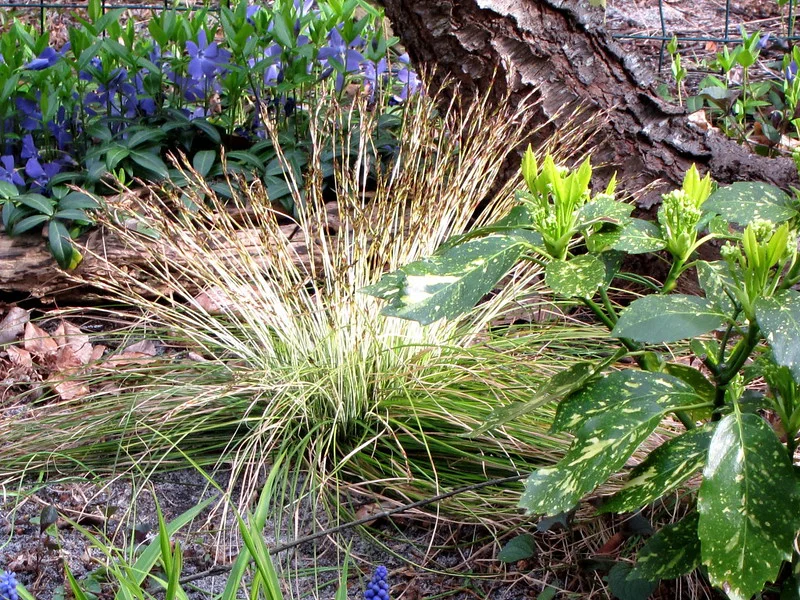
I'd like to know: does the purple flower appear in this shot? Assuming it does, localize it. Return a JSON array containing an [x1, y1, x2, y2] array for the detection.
[[293, 0, 314, 16], [0, 156, 24, 187], [14, 97, 42, 131], [787, 60, 798, 83], [363, 566, 389, 600], [186, 30, 230, 80], [362, 58, 387, 100], [317, 28, 364, 90], [0, 571, 19, 600], [246, 4, 263, 25], [25, 157, 61, 191], [393, 54, 422, 101], [79, 56, 102, 81], [20, 134, 38, 160], [24, 46, 60, 70]]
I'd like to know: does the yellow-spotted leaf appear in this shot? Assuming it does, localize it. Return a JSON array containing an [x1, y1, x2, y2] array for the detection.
[[361, 233, 527, 325], [704, 182, 797, 226], [698, 412, 800, 600], [696, 260, 736, 314], [601, 426, 713, 513], [519, 371, 700, 516], [630, 512, 701, 582], [544, 255, 605, 298], [612, 218, 666, 254], [468, 349, 625, 437], [612, 295, 726, 344], [756, 290, 800, 382]]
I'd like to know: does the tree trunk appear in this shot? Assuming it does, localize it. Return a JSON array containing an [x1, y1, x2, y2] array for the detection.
[[377, 0, 799, 206]]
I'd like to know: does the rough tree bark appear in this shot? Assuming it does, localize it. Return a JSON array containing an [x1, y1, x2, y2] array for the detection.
[[377, 0, 799, 206]]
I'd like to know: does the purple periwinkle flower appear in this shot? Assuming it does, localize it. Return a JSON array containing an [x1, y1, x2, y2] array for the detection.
[[362, 58, 387, 100], [186, 30, 230, 80], [15, 97, 42, 131], [25, 157, 61, 191], [363, 565, 389, 600], [0, 156, 24, 187], [787, 60, 798, 83], [24, 46, 60, 70], [0, 571, 18, 600], [20, 134, 38, 160], [317, 28, 364, 90]]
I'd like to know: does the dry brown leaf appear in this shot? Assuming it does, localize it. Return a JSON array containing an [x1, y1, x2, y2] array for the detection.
[[90, 344, 107, 361], [122, 339, 158, 356], [0, 307, 30, 346], [24, 322, 59, 357], [595, 531, 626, 555], [53, 322, 93, 365], [47, 373, 90, 401], [7, 346, 33, 369]]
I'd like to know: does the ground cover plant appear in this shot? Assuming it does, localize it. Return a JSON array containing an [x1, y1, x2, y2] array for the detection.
[[0, 0, 419, 267], [365, 146, 800, 598]]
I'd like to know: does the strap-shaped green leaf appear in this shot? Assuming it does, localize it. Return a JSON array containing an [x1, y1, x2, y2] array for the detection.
[[703, 182, 798, 226], [361, 234, 526, 325], [601, 426, 712, 513], [698, 412, 800, 600], [612, 295, 726, 344], [756, 290, 800, 382], [468, 349, 626, 437], [630, 512, 701, 582], [612, 218, 666, 254], [519, 371, 700, 516], [544, 255, 606, 298]]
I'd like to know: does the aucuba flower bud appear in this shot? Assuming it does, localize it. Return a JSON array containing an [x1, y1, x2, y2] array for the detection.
[[0, 571, 19, 600], [659, 189, 702, 260]]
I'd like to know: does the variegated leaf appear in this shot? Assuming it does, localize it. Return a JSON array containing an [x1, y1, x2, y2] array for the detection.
[[630, 512, 701, 581], [612, 218, 666, 254], [552, 370, 699, 434], [469, 349, 626, 437], [361, 234, 526, 325], [755, 290, 800, 382], [601, 426, 713, 513], [544, 254, 605, 298], [698, 412, 800, 600], [612, 295, 726, 344], [696, 260, 736, 314], [577, 196, 634, 225], [703, 182, 798, 226], [519, 371, 700, 516]]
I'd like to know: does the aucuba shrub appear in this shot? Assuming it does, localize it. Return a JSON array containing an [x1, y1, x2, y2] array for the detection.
[[363, 151, 800, 599], [0, 0, 420, 266]]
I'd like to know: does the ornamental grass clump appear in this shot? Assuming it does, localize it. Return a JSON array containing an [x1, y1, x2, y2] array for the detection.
[[1, 89, 607, 528]]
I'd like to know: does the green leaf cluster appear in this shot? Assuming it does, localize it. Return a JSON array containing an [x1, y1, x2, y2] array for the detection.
[[362, 151, 800, 599]]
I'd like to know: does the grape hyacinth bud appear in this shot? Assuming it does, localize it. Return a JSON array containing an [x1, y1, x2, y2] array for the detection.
[[0, 571, 18, 600], [364, 565, 389, 600]]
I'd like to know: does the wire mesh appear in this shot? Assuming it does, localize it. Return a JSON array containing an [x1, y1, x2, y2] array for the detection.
[[0, 0, 797, 66]]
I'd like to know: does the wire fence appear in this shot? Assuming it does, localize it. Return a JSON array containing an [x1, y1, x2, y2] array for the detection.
[[0, 0, 797, 71]]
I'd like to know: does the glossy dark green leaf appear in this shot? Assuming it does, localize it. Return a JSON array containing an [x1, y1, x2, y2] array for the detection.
[[0, 181, 18, 199], [124, 127, 166, 149], [607, 562, 658, 600], [612, 218, 666, 254], [601, 427, 712, 513], [498, 533, 536, 563], [519, 371, 699, 515], [469, 350, 625, 437], [17, 193, 55, 216], [48, 220, 74, 269], [104, 144, 130, 170], [612, 295, 726, 343], [53, 209, 91, 223], [756, 290, 800, 382], [698, 412, 800, 600], [629, 512, 701, 581], [704, 182, 797, 226], [58, 191, 98, 211], [362, 234, 526, 325], [129, 150, 169, 179], [544, 254, 605, 298], [192, 149, 217, 178], [10, 213, 50, 235]]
